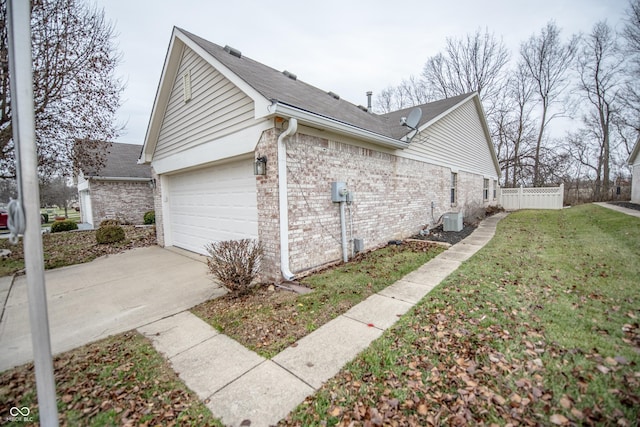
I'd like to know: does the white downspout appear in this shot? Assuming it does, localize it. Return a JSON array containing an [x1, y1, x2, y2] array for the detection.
[[278, 118, 298, 281]]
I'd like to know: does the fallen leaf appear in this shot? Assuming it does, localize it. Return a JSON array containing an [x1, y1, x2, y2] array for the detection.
[[417, 403, 428, 416], [559, 395, 572, 409], [328, 406, 342, 417], [550, 414, 569, 425]]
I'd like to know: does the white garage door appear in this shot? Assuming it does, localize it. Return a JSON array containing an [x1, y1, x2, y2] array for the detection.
[[166, 158, 258, 255]]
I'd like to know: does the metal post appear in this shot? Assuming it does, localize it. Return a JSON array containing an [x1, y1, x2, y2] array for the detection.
[[6, 1, 59, 425]]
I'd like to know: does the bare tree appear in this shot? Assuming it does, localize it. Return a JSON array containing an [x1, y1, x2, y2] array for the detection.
[[493, 61, 538, 187], [0, 0, 123, 180], [575, 21, 625, 200], [40, 176, 76, 216], [376, 28, 509, 116], [520, 21, 578, 186], [422, 28, 510, 115]]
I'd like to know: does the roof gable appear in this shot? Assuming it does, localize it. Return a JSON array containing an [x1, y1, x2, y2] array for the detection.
[[142, 28, 499, 175]]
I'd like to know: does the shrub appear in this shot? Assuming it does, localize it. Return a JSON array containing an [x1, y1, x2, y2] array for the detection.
[[96, 225, 126, 244], [205, 239, 264, 296], [143, 210, 155, 225], [99, 219, 120, 227], [50, 220, 78, 233]]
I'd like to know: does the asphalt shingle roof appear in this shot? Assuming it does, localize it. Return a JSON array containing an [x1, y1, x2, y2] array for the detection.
[[84, 142, 151, 179], [178, 28, 475, 141]]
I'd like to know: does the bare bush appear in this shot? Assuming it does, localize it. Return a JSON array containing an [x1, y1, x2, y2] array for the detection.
[[205, 239, 264, 296]]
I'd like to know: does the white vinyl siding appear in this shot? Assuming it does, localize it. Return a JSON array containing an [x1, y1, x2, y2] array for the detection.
[[403, 99, 497, 178], [154, 46, 255, 160], [165, 159, 258, 255]]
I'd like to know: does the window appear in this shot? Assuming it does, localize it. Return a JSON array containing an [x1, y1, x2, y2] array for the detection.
[[483, 178, 489, 201], [450, 172, 458, 205], [183, 70, 192, 103], [493, 180, 498, 199]]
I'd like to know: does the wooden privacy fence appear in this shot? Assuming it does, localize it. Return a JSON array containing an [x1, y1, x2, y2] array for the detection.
[[499, 184, 564, 210]]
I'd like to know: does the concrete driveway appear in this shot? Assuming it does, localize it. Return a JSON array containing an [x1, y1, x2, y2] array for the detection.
[[0, 246, 224, 372]]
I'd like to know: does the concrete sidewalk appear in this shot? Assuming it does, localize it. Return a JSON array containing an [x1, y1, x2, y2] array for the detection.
[[139, 212, 508, 426], [593, 202, 640, 218], [0, 246, 224, 372]]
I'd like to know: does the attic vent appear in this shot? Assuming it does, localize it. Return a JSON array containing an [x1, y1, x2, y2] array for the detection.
[[357, 105, 368, 112], [183, 70, 192, 103], [282, 70, 297, 80], [328, 91, 340, 100], [223, 45, 242, 58]]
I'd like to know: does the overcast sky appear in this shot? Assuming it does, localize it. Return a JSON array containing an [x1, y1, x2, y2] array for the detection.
[[93, 0, 629, 146]]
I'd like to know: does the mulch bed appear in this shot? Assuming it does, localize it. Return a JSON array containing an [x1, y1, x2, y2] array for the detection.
[[410, 223, 477, 245]]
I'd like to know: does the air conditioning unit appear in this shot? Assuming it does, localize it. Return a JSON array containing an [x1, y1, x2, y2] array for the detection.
[[443, 212, 463, 232]]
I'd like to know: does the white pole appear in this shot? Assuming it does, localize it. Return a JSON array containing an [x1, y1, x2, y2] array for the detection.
[[7, 1, 59, 425], [339, 201, 348, 262]]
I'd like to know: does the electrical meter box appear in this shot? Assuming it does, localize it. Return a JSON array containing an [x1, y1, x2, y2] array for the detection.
[[331, 181, 348, 202]]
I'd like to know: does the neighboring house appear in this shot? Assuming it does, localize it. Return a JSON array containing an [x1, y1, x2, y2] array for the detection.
[[630, 138, 640, 204], [77, 142, 153, 227], [140, 27, 501, 282]]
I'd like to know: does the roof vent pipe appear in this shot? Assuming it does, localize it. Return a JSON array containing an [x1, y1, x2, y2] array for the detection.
[[277, 118, 298, 281], [366, 91, 373, 112]]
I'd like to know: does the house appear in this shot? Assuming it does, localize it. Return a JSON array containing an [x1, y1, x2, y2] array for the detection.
[[630, 138, 640, 204], [139, 27, 501, 282], [77, 142, 154, 227]]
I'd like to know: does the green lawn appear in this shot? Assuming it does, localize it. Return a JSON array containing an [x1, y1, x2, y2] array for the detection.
[[193, 241, 444, 358], [281, 205, 640, 426]]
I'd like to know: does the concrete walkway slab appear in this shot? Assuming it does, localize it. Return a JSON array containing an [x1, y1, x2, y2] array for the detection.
[[378, 279, 436, 304], [138, 311, 219, 359], [273, 315, 383, 389], [170, 334, 264, 400], [343, 294, 413, 330], [207, 361, 314, 427], [402, 258, 461, 285]]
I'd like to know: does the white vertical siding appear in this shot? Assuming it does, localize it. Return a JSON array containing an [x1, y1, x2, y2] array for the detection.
[[402, 99, 498, 178], [154, 46, 255, 160], [632, 164, 640, 204]]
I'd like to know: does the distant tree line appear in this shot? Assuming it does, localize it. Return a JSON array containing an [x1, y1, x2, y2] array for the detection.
[[375, 2, 640, 202]]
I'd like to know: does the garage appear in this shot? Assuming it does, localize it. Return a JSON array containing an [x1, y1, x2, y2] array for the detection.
[[165, 158, 258, 255]]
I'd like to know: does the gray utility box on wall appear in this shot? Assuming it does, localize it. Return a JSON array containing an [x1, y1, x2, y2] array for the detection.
[[443, 212, 463, 232]]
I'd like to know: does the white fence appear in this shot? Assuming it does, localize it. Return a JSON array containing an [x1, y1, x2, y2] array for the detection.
[[499, 184, 564, 210]]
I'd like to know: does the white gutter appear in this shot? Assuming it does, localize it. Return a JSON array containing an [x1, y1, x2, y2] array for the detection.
[[278, 118, 298, 281], [271, 102, 408, 150]]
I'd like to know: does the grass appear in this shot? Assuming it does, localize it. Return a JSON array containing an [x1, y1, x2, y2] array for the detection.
[[281, 205, 640, 426], [0, 225, 156, 277], [0, 331, 222, 426], [192, 241, 444, 358]]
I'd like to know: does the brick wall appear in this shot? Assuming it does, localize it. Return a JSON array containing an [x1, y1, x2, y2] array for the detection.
[[258, 128, 495, 280], [255, 128, 281, 281], [152, 168, 165, 246], [151, 125, 495, 282], [89, 180, 154, 226]]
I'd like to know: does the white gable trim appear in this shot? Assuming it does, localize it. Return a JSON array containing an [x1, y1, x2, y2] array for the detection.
[[629, 137, 640, 165], [141, 27, 271, 164]]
